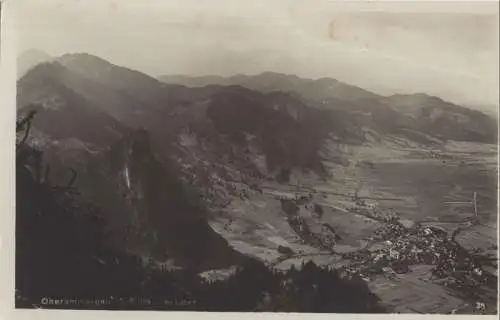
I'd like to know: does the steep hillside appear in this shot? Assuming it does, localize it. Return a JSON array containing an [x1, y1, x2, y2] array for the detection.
[[73, 129, 244, 270], [205, 87, 330, 172], [17, 61, 145, 128], [18, 56, 191, 129], [57, 53, 182, 111], [17, 63, 130, 148]]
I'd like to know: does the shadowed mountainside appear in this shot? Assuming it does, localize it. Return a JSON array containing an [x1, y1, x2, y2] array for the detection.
[[74, 128, 246, 270], [160, 73, 497, 145]]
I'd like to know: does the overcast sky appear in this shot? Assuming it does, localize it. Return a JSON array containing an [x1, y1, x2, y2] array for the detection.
[[9, 0, 500, 110]]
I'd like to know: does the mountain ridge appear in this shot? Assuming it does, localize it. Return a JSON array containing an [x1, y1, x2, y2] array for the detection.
[[160, 71, 380, 102], [160, 72, 496, 115], [159, 70, 497, 145]]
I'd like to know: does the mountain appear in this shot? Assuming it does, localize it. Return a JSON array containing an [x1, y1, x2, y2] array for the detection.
[[19, 53, 346, 170], [18, 54, 199, 131], [57, 53, 177, 109], [160, 73, 497, 145], [160, 75, 228, 88], [17, 62, 130, 148], [379, 93, 498, 144], [160, 72, 379, 102], [16, 60, 248, 269], [187, 86, 332, 172], [17, 49, 52, 79], [16, 55, 350, 270]]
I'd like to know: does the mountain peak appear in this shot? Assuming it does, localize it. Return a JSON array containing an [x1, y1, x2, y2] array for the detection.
[[57, 52, 114, 69], [18, 60, 69, 83], [55, 52, 163, 93], [393, 92, 441, 100], [388, 92, 451, 108], [258, 71, 299, 79], [18, 48, 51, 59], [17, 49, 53, 79]]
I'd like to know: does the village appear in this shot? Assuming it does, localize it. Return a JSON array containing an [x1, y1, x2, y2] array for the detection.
[[270, 187, 498, 314]]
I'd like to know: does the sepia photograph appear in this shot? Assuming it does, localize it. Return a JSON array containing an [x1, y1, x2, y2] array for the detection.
[[3, 0, 499, 315]]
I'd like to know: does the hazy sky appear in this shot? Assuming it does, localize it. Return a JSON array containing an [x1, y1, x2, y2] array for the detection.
[[9, 0, 500, 110]]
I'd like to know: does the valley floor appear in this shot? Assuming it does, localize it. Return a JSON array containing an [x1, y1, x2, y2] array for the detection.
[[208, 142, 498, 314]]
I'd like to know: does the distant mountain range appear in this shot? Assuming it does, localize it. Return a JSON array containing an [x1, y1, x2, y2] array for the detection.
[[16, 50, 498, 269], [160, 72, 380, 102], [160, 71, 497, 146]]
